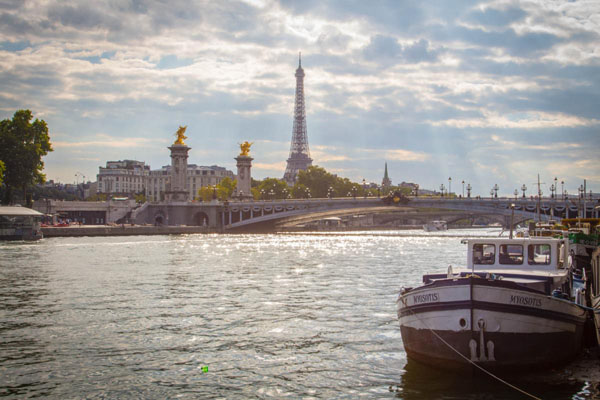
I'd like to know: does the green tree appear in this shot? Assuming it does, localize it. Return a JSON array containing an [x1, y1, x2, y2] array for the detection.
[[0, 160, 4, 186], [197, 186, 213, 202], [296, 166, 337, 198], [86, 193, 108, 202], [0, 110, 53, 205], [291, 183, 309, 198], [256, 178, 289, 199], [218, 177, 237, 200], [134, 192, 146, 203]]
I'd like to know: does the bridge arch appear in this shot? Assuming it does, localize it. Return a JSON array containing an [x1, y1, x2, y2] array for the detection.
[[154, 211, 166, 226], [193, 211, 209, 226]]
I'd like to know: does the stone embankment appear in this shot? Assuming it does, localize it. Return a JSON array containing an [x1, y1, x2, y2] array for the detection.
[[42, 225, 217, 237]]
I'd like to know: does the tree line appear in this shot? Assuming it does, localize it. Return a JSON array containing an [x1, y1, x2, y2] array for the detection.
[[195, 165, 411, 202]]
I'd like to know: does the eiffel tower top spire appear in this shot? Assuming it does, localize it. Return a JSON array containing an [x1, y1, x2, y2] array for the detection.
[[284, 53, 312, 186]]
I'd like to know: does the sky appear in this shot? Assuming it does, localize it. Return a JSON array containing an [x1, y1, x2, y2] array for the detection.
[[0, 0, 599, 196]]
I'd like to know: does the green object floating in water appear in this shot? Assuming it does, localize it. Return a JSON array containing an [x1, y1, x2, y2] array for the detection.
[[202, 366, 208, 373]]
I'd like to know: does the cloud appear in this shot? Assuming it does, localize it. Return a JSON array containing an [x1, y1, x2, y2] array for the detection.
[[53, 134, 166, 149], [464, 6, 527, 28], [0, 0, 599, 194], [362, 36, 441, 65]]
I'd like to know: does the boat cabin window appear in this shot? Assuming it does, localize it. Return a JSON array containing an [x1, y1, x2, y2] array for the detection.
[[473, 244, 495, 265], [499, 244, 524, 265], [528, 244, 551, 265]]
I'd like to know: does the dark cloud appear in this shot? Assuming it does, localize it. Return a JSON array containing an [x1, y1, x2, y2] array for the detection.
[[464, 7, 526, 27], [362, 35, 441, 65], [432, 25, 563, 57], [47, 4, 121, 30], [0, 12, 35, 35]]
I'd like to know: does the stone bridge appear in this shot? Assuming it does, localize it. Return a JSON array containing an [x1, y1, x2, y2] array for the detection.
[[133, 196, 599, 232]]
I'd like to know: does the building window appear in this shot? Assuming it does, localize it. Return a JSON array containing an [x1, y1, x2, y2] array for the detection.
[[473, 244, 495, 265], [499, 244, 524, 265]]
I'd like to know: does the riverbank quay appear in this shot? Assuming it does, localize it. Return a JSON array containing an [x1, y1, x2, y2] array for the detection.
[[41, 224, 217, 237]]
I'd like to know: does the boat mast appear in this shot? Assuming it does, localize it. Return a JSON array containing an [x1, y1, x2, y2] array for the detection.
[[537, 174, 541, 222]]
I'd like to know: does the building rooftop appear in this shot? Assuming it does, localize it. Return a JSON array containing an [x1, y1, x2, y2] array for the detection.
[[0, 206, 44, 216]]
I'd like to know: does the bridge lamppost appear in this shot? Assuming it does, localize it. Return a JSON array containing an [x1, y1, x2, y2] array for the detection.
[[521, 184, 527, 199], [554, 177, 557, 197], [490, 188, 494, 199], [448, 177, 452, 197], [514, 189, 518, 200], [561, 181, 565, 200], [282, 188, 288, 201], [550, 184, 555, 199], [414, 184, 419, 198], [466, 183, 472, 198], [579, 184, 584, 199], [440, 184, 445, 197], [351, 186, 358, 199], [305, 187, 311, 199], [327, 186, 333, 200], [363, 179, 367, 199], [269, 189, 275, 201], [260, 189, 265, 201], [493, 184, 499, 198], [461, 180, 465, 198]]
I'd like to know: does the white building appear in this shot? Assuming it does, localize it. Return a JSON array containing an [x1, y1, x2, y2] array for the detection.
[[97, 160, 150, 196], [146, 164, 235, 202]]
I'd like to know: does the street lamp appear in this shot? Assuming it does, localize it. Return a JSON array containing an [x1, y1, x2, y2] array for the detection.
[[283, 188, 288, 201], [493, 184, 499, 198], [490, 188, 494, 198], [579, 184, 584, 199], [466, 183, 472, 198], [550, 184, 555, 199], [260, 189, 265, 201], [461, 180, 465, 198], [269, 189, 275, 200], [415, 184, 419, 198], [440, 184, 445, 197], [514, 189, 518, 200], [521, 184, 527, 198], [305, 187, 310, 199], [561, 181, 565, 200], [351, 186, 357, 199], [448, 177, 452, 197], [327, 186, 333, 199]]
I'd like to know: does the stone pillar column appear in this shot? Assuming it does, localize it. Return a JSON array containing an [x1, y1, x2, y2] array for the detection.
[[234, 155, 254, 200], [165, 143, 191, 202]]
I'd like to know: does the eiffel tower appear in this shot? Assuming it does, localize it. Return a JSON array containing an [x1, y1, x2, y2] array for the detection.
[[283, 53, 312, 186]]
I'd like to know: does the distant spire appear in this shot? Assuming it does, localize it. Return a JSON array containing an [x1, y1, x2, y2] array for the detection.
[[299, 51, 302, 67], [382, 162, 392, 187]]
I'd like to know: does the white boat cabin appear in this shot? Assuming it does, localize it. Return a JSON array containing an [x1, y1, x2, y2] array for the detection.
[[466, 237, 567, 272]]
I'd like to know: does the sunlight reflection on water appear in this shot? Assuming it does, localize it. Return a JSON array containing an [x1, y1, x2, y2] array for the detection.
[[0, 229, 591, 399]]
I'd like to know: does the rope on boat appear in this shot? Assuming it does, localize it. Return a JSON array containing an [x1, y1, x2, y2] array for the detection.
[[400, 297, 542, 400]]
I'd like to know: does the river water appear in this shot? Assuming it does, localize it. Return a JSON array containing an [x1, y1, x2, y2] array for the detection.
[[0, 229, 594, 399]]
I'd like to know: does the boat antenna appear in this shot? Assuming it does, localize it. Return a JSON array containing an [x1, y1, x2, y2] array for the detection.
[[509, 203, 515, 239], [537, 174, 541, 222]]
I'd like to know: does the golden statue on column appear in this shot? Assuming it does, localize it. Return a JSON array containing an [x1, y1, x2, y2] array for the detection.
[[174, 126, 188, 145], [239, 141, 253, 156]]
